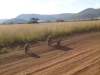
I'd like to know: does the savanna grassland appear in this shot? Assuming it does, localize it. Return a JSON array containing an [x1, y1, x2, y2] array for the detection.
[[0, 20, 100, 47]]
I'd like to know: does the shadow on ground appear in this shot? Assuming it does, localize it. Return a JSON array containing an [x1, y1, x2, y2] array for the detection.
[[53, 45, 73, 51], [27, 52, 41, 58]]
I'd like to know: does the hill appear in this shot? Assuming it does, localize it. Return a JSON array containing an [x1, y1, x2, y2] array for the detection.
[[0, 19, 8, 23], [15, 13, 75, 22], [1, 8, 100, 24], [66, 8, 100, 20], [15, 8, 100, 21], [3, 18, 28, 24]]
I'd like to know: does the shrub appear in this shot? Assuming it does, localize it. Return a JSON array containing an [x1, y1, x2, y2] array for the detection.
[[17, 44, 21, 50], [56, 19, 64, 22], [1, 48, 7, 53]]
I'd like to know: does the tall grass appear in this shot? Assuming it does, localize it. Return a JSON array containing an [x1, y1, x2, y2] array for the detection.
[[0, 20, 100, 47]]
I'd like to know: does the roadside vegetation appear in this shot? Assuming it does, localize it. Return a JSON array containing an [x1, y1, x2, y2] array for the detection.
[[0, 20, 100, 48]]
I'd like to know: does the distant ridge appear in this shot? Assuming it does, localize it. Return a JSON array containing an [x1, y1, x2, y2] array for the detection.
[[1, 8, 100, 24], [15, 13, 75, 21], [66, 8, 100, 20], [3, 19, 27, 24], [0, 19, 8, 23]]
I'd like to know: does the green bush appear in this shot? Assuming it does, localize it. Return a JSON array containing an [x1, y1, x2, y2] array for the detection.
[[17, 44, 21, 50], [56, 19, 64, 22], [1, 48, 7, 53]]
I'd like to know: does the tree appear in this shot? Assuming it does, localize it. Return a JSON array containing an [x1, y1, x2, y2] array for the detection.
[[47, 21, 51, 22], [56, 19, 64, 22], [28, 18, 39, 23], [2, 23, 5, 25], [9, 22, 13, 24]]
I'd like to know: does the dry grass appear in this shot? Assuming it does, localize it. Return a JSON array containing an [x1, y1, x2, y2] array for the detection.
[[0, 20, 100, 47]]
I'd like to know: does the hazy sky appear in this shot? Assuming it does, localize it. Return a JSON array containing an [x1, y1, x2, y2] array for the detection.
[[0, 0, 100, 19]]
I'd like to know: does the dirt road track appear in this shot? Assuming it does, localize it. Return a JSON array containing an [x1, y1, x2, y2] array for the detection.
[[0, 32, 100, 75]]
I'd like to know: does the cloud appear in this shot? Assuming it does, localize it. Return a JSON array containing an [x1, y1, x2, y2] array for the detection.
[[81, 3, 100, 10], [0, 0, 79, 19], [93, 3, 100, 8], [0, 0, 100, 19], [67, 0, 77, 3], [40, 0, 77, 14], [27, 0, 65, 14]]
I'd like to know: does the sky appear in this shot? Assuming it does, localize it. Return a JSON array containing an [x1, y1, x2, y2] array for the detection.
[[0, 0, 100, 19]]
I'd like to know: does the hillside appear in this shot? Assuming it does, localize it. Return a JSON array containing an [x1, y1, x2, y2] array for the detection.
[[16, 8, 100, 21], [0, 19, 8, 23], [1, 8, 100, 24], [15, 13, 75, 22], [66, 8, 100, 20], [3, 18, 28, 24]]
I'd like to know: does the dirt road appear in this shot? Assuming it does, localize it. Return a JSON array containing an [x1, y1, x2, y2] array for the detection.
[[0, 32, 100, 75]]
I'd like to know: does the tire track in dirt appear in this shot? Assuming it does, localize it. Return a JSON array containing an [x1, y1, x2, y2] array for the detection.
[[0, 40, 99, 75], [0, 33, 99, 69], [73, 59, 100, 75], [61, 50, 100, 75], [0, 32, 100, 75], [13, 43, 100, 75], [23, 47, 100, 75]]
